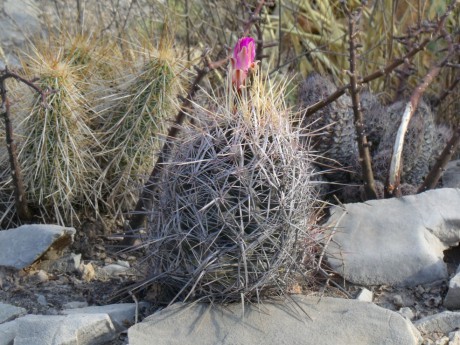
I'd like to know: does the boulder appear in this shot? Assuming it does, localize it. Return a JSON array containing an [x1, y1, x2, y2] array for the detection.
[[325, 188, 460, 286], [128, 296, 421, 345], [0, 224, 76, 270]]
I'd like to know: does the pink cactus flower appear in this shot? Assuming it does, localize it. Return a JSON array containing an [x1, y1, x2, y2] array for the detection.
[[231, 37, 256, 90]]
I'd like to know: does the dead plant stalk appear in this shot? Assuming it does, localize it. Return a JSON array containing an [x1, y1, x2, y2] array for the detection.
[[344, 3, 377, 200], [386, 10, 458, 196], [0, 68, 52, 221]]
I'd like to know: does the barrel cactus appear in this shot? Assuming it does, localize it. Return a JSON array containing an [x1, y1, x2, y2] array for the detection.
[[141, 77, 322, 304], [298, 73, 452, 201]]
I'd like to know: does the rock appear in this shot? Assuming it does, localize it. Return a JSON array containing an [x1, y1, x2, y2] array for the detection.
[[0, 302, 26, 324], [80, 262, 96, 282], [443, 160, 460, 188], [0, 320, 16, 345], [414, 311, 460, 335], [35, 294, 47, 307], [39, 253, 82, 273], [444, 266, 460, 310], [435, 336, 449, 345], [325, 188, 460, 286], [101, 264, 130, 277], [356, 288, 373, 302], [0, 0, 40, 68], [61, 303, 137, 331], [14, 313, 116, 345], [128, 296, 421, 345], [393, 294, 404, 308], [449, 331, 460, 345], [399, 307, 415, 320], [116, 260, 130, 268], [63, 301, 89, 309], [425, 295, 443, 308], [0, 224, 76, 270]]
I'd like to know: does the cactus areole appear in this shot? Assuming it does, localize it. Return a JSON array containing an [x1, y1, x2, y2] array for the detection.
[[231, 37, 256, 90]]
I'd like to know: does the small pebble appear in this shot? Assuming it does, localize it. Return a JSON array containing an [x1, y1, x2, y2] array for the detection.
[[398, 307, 414, 320], [415, 285, 425, 297], [424, 296, 442, 308], [356, 288, 373, 302], [80, 263, 96, 282], [116, 260, 130, 268], [35, 294, 47, 306], [392, 294, 404, 308], [36, 270, 49, 283], [434, 336, 449, 345]]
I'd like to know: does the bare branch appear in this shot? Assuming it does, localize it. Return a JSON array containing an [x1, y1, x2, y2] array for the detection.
[[343, 3, 377, 200], [0, 68, 53, 222]]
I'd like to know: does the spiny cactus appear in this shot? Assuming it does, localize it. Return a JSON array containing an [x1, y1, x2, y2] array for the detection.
[[140, 77, 322, 304], [298, 73, 358, 180], [96, 49, 183, 217], [298, 73, 452, 201], [14, 50, 101, 225]]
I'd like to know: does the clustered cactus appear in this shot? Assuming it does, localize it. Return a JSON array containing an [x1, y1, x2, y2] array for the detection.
[[96, 50, 182, 216], [141, 75, 322, 304], [298, 73, 453, 201]]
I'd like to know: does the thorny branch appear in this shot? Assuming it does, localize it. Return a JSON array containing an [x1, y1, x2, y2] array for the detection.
[[0, 68, 53, 222], [343, 3, 377, 200], [386, 15, 459, 197]]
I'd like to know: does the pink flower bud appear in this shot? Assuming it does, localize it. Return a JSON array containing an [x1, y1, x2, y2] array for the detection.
[[231, 37, 256, 90]]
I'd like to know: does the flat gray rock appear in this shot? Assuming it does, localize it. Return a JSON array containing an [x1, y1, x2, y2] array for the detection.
[[0, 302, 26, 324], [61, 303, 137, 331], [0, 320, 16, 345], [325, 188, 460, 286], [0, 224, 75, 270], [128, 296, 421, 345], [14, 313, 116, 345], [414, 311, 460, 336]]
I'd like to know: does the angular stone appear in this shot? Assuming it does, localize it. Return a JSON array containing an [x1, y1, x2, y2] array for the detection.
[[100, 264, 130, 277], [128, 296, 421, 345], [325, 189, 460, 286], [414, 311, 460, 335], [443, 160, 460, 188], [444, 265, 460, 310], [61, 303, 137, 331], [0, 302, 26, 324], [14, 313, 116, 345], [449, 331, 460, 345], [398, 307, 415, 321], [0, 320, 17, 345], [356, 288, 373, 302], [0, 224, 75, 270]]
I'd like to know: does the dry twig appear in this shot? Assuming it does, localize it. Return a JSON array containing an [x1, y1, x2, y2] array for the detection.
[[0, 68, 53, 221], [343, 3, 377, 200]]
